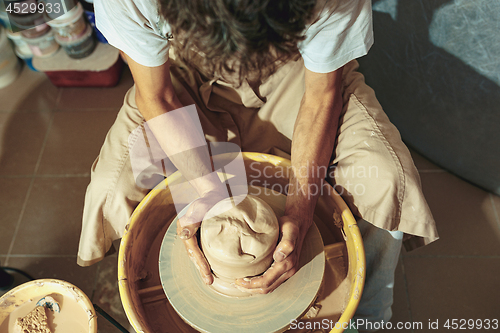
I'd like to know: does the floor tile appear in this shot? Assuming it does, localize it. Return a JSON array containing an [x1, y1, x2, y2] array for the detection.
[[404, 257, 500, 332], [92, 255, 134, 333], [0, 66, 59, 113], [95, 310, 134, 333], [408, 171, 500, 256], [408, 147, 442, 171], [10, 177, 89, 255], [4, 256, 98, 297], [0, 112, 52, 175], [37, 110, 118, 175], [0, 178, 31, 254], [56, 67, 133, 111]]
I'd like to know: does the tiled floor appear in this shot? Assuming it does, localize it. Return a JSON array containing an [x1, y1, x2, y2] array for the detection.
[[1, 65, 499, 333], [0, 66, 135, 332]]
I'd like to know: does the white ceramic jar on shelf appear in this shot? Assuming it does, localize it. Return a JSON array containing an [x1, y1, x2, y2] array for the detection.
[[0, 26, 22, 88]]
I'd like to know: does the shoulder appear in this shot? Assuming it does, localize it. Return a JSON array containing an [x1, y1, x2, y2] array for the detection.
[[95, 0, 161, 29], [300, 0, 373, 73], [306, 0, 372, 30], [95, 0, 171, 67]]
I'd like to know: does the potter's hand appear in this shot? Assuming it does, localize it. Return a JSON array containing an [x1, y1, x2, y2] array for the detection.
[[177, 191, 225, 285], [234, 214, 311, 293]]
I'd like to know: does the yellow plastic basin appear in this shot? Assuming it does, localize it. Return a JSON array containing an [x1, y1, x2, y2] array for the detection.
[[118, 153, 365, 333]]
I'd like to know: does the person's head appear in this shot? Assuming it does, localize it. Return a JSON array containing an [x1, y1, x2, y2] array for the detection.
[[159, 0, 317, 84]]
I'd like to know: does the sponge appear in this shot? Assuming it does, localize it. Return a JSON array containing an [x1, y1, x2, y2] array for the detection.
[[15, 306, 52, 333]]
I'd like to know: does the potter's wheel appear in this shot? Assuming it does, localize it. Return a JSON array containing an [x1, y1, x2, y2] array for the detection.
[[158, 186, 325, 333]]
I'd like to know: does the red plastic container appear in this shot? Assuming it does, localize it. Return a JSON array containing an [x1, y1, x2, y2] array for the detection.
[[44, 57, 123, 87], [32, 42, 124, 87]]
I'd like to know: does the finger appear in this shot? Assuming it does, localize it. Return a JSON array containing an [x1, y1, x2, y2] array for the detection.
[[177, 196, 214, 238], [177, 215, 201, 240], [274, 218, 300, 262], [235, 266, 297, 294], [235, 253, 297, 290], [183, 236, 213, 285]]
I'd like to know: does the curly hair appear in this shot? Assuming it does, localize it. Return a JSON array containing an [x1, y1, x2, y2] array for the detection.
[[159, 0, 317, 85]]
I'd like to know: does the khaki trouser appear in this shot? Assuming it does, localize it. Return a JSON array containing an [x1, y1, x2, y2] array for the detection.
[[77, 58, 438, 266]]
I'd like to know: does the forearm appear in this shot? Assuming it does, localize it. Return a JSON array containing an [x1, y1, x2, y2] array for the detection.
[[285, 67, 344, 224], [132, 59, 223, 196]]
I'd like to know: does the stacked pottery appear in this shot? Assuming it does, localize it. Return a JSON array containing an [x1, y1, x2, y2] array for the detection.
[[48, 2, 96, 59], [0, 26, 22, 88], [6, 30, 32, 55], [9, 7, 60, 58], [22, 27, 59, 58], [6, 30, 37, 71]]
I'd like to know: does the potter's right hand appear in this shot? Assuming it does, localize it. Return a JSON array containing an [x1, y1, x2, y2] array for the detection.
[[176, 190, 226, 285]]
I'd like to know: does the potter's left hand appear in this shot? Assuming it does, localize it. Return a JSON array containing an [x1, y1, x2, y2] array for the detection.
[[177, 190, 226, 285], [234, 214, 312, 294]]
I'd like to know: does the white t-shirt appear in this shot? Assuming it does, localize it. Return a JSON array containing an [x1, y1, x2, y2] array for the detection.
[[94, 0, 373, 73]]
